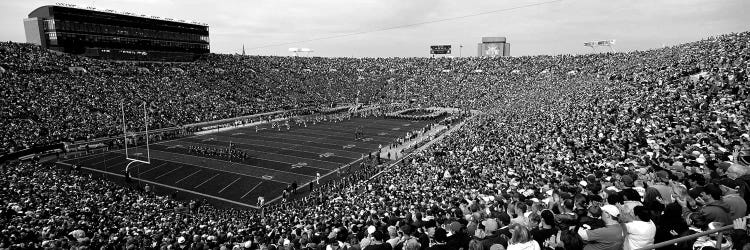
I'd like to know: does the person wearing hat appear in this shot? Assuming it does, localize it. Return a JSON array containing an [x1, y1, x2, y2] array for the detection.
[[577, 205, 624, 250], [718, 178, 748, 219]]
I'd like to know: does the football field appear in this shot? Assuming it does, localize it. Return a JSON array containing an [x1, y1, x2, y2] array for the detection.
[[59, 117, 432, 209]]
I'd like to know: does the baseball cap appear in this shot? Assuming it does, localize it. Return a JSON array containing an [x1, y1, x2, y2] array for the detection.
[[600, 205, 620, 217]]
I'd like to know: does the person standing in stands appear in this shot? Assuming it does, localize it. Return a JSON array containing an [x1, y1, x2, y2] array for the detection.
[[622, 206, 656, 250], [578, 205, 624, 250]]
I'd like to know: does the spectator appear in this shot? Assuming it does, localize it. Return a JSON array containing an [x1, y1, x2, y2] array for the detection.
[[623, 206, 656, 250], [717, 178, 748, 219], [578, 205, 623, 250], [699, 184, 733, 226], [506, 223, 540, 250]]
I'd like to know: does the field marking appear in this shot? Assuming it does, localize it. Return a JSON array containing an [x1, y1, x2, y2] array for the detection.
[[58, 162, 259, 209], [195, 173, 221, 188], [150, 150, 316, 179], [242, 119, 408, 139], [175, 170, 201, 184], [140, 162, 169, 175], [268, 129, 394, 142], [247, 132, 386, 147], [264, 119, 419, 136], [155, 165, 185, 179], [239, 133, 375, 149], [138, 151, 294, 184], [203, 135, 361, 157], [219, 177, 242, 193], [90, 156, 119, 167], [241, 182, 264, 199], [164, 139, 349, 167], [291, 162, 308, 169], [64, 115, 421, 162], [69, 153, 112, 165]]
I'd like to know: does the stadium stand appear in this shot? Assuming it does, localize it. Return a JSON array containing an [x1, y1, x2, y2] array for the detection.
[[1, 31, 750, 249]]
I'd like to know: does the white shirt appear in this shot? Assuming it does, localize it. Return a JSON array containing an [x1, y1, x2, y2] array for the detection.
[[624, 220, 656, 250], [507, 241, 540, 250]]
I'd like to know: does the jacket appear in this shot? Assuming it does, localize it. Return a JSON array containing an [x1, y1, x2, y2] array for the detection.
[[701, 200, 732, 225]]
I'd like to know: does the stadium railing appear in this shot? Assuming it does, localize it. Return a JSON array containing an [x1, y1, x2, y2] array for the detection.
[[637, 224, 731, 250]]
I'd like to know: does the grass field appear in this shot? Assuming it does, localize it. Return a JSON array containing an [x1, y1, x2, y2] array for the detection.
[[58, 116, 432, 209]]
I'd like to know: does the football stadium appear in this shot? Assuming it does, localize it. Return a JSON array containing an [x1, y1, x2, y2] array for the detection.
[[2, 1, 750, 249]]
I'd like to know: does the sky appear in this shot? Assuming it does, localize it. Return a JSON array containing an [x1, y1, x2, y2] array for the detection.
[[1, 0, 748, 58]]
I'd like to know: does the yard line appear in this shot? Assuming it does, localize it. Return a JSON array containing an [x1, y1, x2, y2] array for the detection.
[[201, 136, 362, 157], [249, 133, 381, 148], [172, 140, 345, 169], [241, 182, 264, 199], [139, 162, 169, 175], [155, 165, 184, 179], [195, 173, 221, 188], [129, 151, 294, 185], [150, 150, 313, 180], [208, 136, 359, 160], [175, 170, 201, 184], [90, 156, 119, 167], [60, 162, 258, 209], [219, 177, 242, 193]]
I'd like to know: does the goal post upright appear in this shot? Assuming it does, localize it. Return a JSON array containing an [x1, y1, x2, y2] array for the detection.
[[143, 101, 151, 164], [123, 100, 151, 173], [122, 101, 128, 158]]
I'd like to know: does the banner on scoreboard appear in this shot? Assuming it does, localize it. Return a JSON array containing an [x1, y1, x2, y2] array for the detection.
[[430, 45, 451, 54]]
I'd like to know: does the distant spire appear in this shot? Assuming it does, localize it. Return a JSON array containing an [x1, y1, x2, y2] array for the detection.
[[242, 44, 246, 56]]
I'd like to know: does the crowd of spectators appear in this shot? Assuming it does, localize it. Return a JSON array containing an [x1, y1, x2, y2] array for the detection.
[[2, 30, 750, 250]]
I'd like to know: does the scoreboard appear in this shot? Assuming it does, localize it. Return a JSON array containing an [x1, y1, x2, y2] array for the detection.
[[430, 45, 451, 54]]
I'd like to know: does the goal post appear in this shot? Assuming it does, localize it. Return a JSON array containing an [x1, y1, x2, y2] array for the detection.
[[122, 101, 151, 172]]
